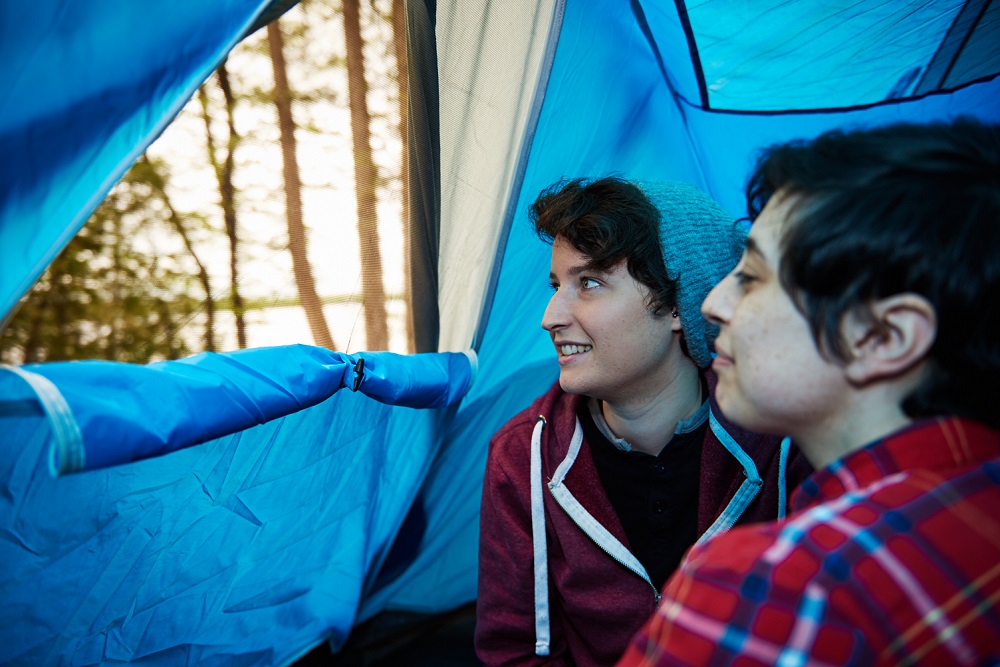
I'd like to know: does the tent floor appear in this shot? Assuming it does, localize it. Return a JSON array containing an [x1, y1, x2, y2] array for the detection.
[[294, 601, 480, 666]]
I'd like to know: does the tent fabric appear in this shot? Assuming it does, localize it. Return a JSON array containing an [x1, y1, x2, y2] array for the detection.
[[683, 0, 965, 110], [1, 364, 84, 475], [0, 390, 451, 665], [435, 0, 559, 352], [2, 0, 1000, 665], [365, 0, 1000, 623], [404, 0, 444, 353], [2, 347, 475, 474], [0, 0, 277, 326], [913, 0, 1000, 94]]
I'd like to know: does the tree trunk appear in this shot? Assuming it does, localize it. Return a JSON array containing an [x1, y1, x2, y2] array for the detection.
[[216, 63, 247, 349], [391, 0, 414, 353], [23, 289, 48, 363], [165, 205, 216, 353], [343, 0, 389, 350], [267, 20, 336, 351], [199, 62, 247, 349], [138, 155, 217, 352]]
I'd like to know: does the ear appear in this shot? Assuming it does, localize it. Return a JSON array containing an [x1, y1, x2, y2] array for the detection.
[[842, 294, 936, 385], [670, 311, 684, 333]]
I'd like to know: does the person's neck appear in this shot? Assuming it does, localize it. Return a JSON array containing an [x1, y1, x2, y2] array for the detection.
[[600, 360, 703, 456], [795, 387, 914, 470]]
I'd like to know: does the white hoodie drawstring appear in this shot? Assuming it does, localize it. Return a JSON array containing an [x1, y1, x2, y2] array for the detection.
[[530, 415, 551, 656]]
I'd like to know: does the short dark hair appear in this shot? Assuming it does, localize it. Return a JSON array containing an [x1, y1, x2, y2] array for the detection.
[[530, 177, 676, 315], [746, 118, 1000, 427]]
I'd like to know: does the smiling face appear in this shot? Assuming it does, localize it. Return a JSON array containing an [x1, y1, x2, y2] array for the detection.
[[542, 236, 685, 404], [701, 194, 852, 443]]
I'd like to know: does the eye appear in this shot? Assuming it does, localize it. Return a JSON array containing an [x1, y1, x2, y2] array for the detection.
[[733, 270, 757, 287], [548, 281, 559, 292], [581, 277, 601, 290]]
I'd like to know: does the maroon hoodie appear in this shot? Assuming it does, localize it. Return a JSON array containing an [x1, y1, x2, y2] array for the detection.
[[476, 373, 812, 666]]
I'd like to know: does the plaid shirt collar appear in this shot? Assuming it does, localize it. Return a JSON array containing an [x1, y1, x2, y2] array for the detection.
[[791, 417, 1000, 513]]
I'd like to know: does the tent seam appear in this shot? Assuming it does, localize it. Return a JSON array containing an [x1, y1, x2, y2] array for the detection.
[[673, 71, 1000, 116]]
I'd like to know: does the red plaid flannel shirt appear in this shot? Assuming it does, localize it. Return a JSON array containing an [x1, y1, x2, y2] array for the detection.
[[618, 417, 1000, 666]]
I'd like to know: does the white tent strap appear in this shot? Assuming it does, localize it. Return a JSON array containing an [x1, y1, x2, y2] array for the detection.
[[0, 364, 84, 475]]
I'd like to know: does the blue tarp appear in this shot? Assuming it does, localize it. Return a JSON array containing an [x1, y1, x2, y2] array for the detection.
[[6, 347, 475, 474], [2, 392, 444, 663], [1, 0, 999, 664]]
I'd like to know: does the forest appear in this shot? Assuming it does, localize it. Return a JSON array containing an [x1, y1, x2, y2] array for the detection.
[[0, 0, 412, 364]]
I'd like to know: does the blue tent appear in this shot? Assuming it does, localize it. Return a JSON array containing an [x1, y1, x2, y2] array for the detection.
[[1, 0, 998, 663]]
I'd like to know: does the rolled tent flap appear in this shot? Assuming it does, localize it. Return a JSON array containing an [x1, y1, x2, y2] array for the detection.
[[352, 349, 478, 409], [1, 346, 476, 476]]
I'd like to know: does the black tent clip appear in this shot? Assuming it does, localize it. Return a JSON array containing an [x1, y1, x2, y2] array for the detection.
[[352, 357, 365, 392]]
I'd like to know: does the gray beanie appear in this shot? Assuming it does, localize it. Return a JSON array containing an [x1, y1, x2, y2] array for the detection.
[[634, 180, 745, 369]]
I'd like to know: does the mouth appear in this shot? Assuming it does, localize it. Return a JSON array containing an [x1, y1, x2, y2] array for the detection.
[[711, 339, 734, 368], [712, 348, 734, 369], [556, 343, 592, 357]]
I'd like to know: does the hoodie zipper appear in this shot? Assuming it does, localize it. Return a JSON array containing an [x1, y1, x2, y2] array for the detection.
[[543, 415, 663, 606], [547, 480, 662, 605], [587, 532, 661, 604]]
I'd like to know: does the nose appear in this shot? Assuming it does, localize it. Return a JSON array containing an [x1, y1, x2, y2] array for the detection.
[[542, 288, 570, 332], [701, 274, 733, 326]]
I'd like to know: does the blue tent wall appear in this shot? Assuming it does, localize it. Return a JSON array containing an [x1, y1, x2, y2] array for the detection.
[[1, 378, 465, 664], [359, 0, 709, 616], [0, 2, 477, 663], [680, 80, 1000, 215], [362, 0, 1000, 625]]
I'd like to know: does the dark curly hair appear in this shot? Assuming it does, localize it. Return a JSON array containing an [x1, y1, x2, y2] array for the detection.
[[746, 118, 1000, 428], [530, 177, 677, 316]]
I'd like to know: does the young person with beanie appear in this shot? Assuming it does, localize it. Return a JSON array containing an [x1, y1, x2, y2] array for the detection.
[[619, 119, 1000, 666], [475, 177, 811, 666]]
